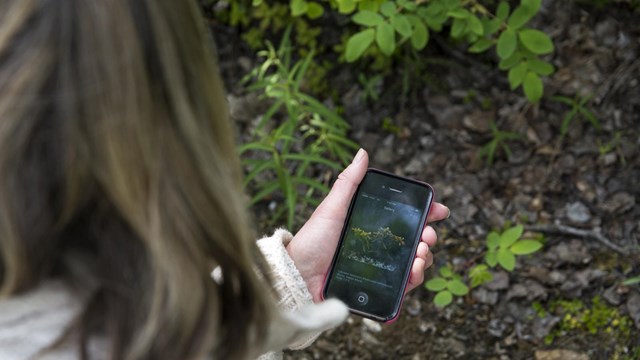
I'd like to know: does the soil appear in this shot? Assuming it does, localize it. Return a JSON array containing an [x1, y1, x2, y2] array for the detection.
[[209, 0, 640, 358]]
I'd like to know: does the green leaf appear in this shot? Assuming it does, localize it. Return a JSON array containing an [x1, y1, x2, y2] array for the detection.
[[499, 225, 524, 248], [380, 1, 396, 17], [550, 95, 575, 106], [522, 0, 542, 13], [510, 240, 543, 255], [448, 8, 470, 19], [353, 10, 384, 26], [450, 17, 467, 38], [485, 18, 502, 35], [508, 5, 535, 29], [498, 52, 522, 70], [470, 265, 493, 288], [527, 59, 554, 75], [622, 276, 640, 286], [238, 142, 273, 154], [439, 266, 453, 278], [306, 2, 324, 19], [376, 22, 396, 56], [508, 61, 527, 89], [249, 180, 280, 206], [282, 153, 341, 169], [410, 19, 429, 50], [486, 250, 498, 267], [434, 290, 453, 308], [468, 15, 484, 36], [487, 231, 500, 250], [578, 107, 600, 129], [345, 28, 375, 62], [497, 248, 516, 271], [470, 264, 489, 276], [290, 0, 308, 17], [497, 28, 517, 59], [518, 29, 554, 54], [560, 109, 578, 135], [468, 38, 493, 53], [425, 277, 448, 291], [448, 279, 470, 296], [391, 14, 413, 38], [523, 71, 543, 102], [292, 176, 330, 193], [337, 0, 356, 13], [243, 160, 274, 186], [496, 1, 510, 21]]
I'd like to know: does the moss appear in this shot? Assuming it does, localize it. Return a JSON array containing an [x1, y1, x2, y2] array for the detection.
[[540, 296, 637, 357]]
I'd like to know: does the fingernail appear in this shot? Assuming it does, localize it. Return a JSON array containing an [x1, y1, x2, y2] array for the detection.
[[446, 207, 451, 219], [352, 148, 365, 164]]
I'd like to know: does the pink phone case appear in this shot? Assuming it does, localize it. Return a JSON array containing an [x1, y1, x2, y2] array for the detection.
[[321, 169, 435, 324]]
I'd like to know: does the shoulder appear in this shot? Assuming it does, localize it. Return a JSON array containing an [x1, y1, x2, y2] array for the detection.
[[0, 280, 85, 359]]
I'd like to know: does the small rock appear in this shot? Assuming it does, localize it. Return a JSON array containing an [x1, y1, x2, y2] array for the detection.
[[626, 291, 640, 329], [313, 339, 338, 353], [419, 321, 436, 334], [565, 202, 591, 224], [462, 111, 492, 133], [531, 196, 544, 211], [507, 280, 547, 301], [227, 93, 262, 123], [373, 135, 395, 165], [531, 316, 561, 340], [526, 267, 567, 285], [506, 303, 535, 323], [549, 271, 568, 284], [406, 297, 422, 316], [487, 318, 507, 338], [473, 288, 499, 305], [545, 240, 592, 265], [506, 284, 528, 299], [576, 180, 597, 202], [237, 56, 252, 73], [599, 192, 636, 215], [603, 285, 623, 306], [426, 96, 465, 129], [601, 152, 617, 166], [561, 269, 607, 293], [535, 349, 589, 360], [360, 331, 381, 345], [484, 271, 510, 291], [403, 153, 435, 175], [403, 157, 423, 174], [440, 337, 466, 358], [419, 135, 435, 148], [362, 318, 382, 333]]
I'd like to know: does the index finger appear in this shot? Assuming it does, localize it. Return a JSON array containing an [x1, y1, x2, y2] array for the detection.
[[427, 202, 449, 223]]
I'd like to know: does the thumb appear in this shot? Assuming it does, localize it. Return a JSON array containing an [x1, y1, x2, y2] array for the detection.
[[313, 149, 368, 219]]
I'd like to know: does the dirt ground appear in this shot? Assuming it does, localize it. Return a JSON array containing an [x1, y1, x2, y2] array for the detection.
[[210, 0, 640, 358]]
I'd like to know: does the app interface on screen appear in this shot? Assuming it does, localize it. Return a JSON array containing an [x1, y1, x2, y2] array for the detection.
[[326, 173, 430, 318]]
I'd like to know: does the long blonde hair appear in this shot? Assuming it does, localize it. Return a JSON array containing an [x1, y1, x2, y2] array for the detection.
[[0, 0, 273, 358]]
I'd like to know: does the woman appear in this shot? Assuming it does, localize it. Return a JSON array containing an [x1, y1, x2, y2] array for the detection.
[[0, 0, 449, 359]]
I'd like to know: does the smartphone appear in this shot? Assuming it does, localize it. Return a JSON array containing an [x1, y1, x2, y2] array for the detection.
[[322, 169, 434, 323]]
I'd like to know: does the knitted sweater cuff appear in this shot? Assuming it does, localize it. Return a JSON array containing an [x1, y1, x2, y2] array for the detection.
[[256, 229, 323, 350]]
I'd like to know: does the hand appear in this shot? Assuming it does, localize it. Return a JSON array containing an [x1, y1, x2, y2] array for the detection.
[[286, 149, 450, 302]]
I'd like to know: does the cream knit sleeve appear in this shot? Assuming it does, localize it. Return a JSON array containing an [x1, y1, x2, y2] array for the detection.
[[256, 228, 344, 351], [257, 229, 313, 314]]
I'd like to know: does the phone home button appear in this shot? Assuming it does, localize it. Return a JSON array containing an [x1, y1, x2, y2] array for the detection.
[[355, 292, 368, 305]]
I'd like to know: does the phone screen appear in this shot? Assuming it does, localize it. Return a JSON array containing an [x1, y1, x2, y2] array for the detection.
[[323, 169, 433, 322]]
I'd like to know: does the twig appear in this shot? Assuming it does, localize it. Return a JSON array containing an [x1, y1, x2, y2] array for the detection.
[[524, 223, 629, 255]]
